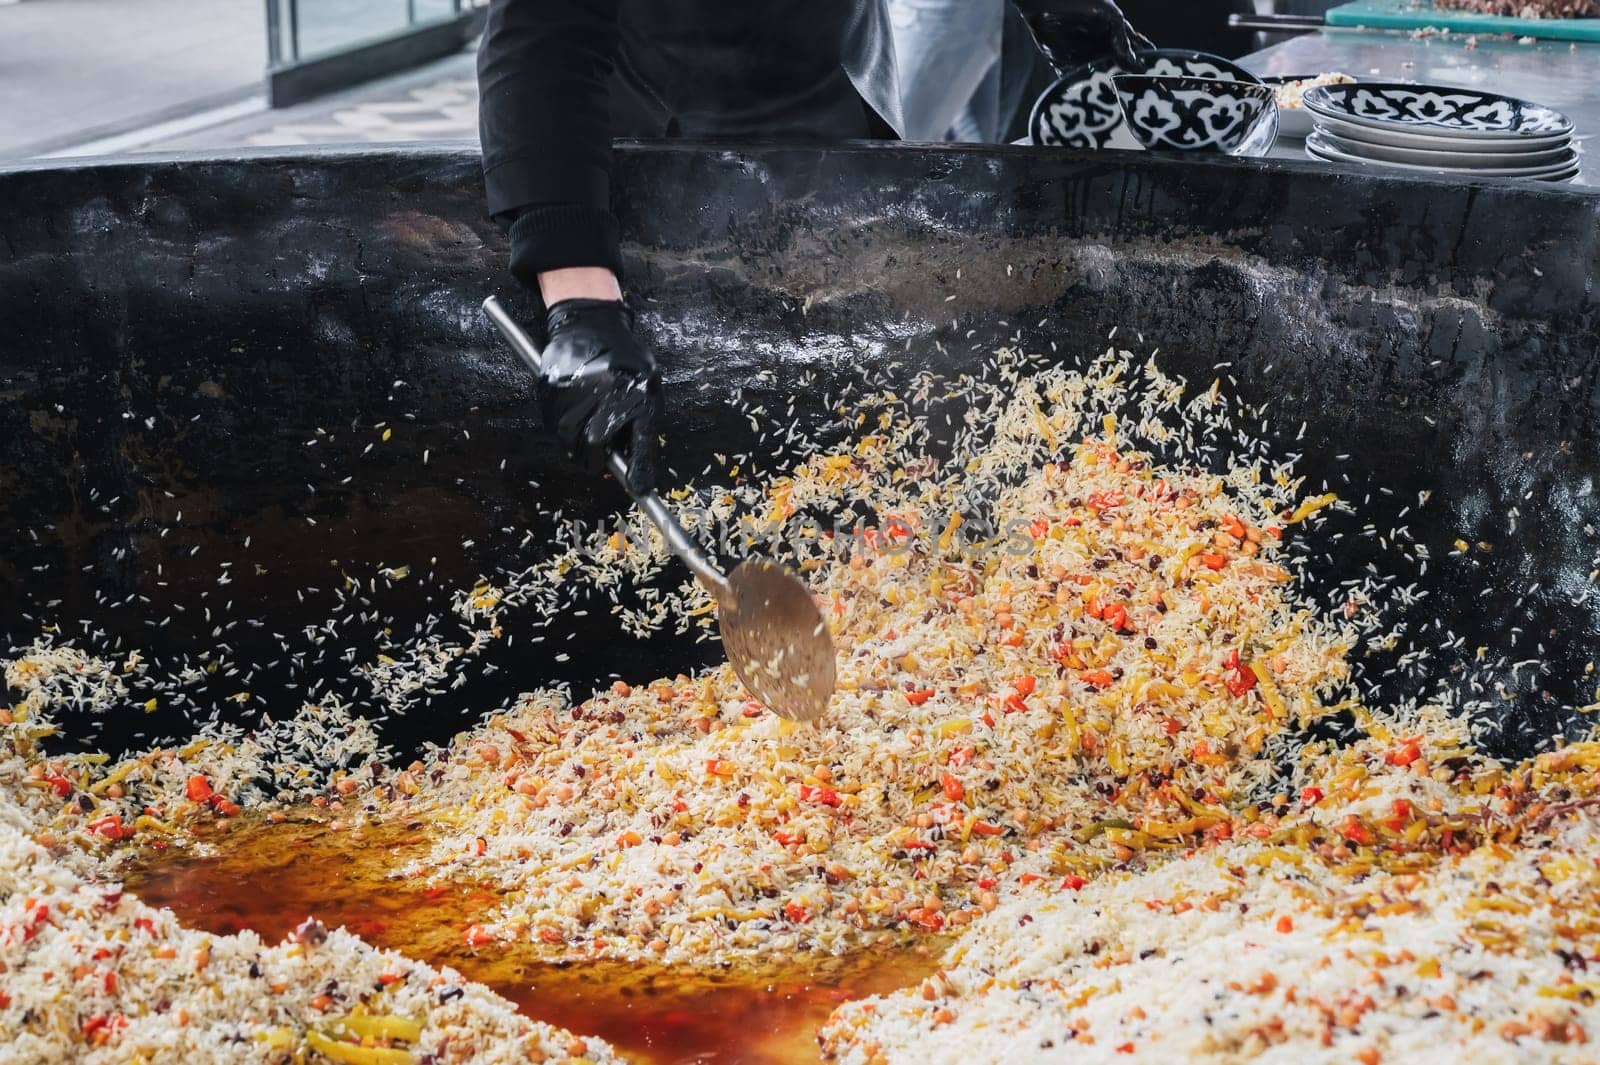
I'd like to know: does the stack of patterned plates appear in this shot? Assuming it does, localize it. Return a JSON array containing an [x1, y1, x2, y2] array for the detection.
[[1301, 83, 1579, 182]]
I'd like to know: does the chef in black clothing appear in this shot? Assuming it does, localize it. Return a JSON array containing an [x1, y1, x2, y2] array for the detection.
[[478, 0, 1146, 495]]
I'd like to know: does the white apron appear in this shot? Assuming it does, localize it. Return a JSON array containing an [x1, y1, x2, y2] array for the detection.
[[849, 0, 1041, 143]]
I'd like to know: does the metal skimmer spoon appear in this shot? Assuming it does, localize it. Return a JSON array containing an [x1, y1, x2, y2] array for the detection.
[[482, 296, 837, 722]]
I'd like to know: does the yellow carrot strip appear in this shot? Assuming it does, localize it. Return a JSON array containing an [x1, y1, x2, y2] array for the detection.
[[327, 1015, 422, 1043], [1286, 493, 1338, 524], [305, 1030, 414, 1064]]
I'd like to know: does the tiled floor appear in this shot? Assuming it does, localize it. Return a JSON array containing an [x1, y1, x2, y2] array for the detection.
[[244, 75, 477, 146], [148, 49, 480, 152]]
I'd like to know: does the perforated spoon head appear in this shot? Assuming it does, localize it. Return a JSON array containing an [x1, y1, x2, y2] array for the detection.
[[719, 558, 837, 723]]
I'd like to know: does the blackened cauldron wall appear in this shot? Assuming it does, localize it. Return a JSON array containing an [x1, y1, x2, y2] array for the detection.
[[1, 144, 1597, 758]]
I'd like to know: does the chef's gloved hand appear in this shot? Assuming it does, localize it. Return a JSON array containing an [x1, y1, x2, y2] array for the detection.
[[538, 299, 662, 497], [1013, 0, 1151, 73]]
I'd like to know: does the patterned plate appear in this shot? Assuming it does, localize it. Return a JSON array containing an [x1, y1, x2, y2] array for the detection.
[[1306, 133, 1579, 179], [1302, 82, 1574, 141], [1030, 49, 1262, 151], [1310, 112, 1572, 153]]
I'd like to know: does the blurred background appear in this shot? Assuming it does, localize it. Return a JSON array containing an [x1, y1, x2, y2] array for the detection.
[[0, 0, 1332, 164], [0, 0, 486, 161]]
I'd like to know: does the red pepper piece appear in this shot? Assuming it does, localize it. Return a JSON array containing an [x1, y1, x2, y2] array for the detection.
[[1387, 740, 1423, 767], [1340, 816, 1374, 846], [1086, 491, 1125, 512], [1079, 669, 1114, 690], [799, 784, 842, 807]]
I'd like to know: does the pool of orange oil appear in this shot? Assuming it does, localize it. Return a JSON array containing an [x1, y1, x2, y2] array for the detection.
[[120, 816, 939, 1064]]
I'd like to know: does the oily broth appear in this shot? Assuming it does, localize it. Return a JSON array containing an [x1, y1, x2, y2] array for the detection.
[[121, 816, 940, 1065]]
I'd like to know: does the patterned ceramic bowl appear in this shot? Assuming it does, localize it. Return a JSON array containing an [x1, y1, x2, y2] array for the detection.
[[1029, 49, 1261, 150], [1112, 75, 1279, 157]]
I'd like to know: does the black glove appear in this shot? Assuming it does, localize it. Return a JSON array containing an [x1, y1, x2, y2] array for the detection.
[[537, 299, 662, 496], [1014, 0, 1151, 73]]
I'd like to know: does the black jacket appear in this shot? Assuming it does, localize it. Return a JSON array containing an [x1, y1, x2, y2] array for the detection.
[[479, 0, 881, 283]]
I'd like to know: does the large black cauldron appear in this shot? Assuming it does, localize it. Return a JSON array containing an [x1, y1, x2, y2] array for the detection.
[[2, 144, 1598, 760]]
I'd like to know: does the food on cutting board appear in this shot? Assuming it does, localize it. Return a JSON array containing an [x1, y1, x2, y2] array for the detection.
[[1273, 72, 1357, 110], [1435, 0, 1600, 16]]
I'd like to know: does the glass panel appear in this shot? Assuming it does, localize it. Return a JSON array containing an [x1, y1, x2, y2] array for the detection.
[[266, 0, 296, 66], [411, 0, 462, 22], [291, 0, 459, 62]]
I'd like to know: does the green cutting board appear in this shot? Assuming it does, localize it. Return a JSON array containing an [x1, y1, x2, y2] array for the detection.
[[1326, 0, 1600, 40]]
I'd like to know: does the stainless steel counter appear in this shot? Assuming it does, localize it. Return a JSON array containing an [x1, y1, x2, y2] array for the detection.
[[1242, 29, 1597, 186]]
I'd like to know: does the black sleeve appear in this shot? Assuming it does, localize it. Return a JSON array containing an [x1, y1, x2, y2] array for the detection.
[[478, 0, 624, 282]]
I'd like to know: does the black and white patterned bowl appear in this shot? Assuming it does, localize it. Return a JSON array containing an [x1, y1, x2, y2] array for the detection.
[[1113, 75, 1279, 156], [1302, 82, 1574, 141], [1030, 49, 1261, 151]]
